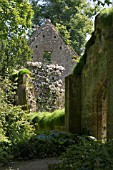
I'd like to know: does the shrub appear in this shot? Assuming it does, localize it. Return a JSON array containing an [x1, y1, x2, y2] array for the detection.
[[11, 131, 76, 160], [49, 137, 113, 170], [0, 77, 35, 164], [27, 109, 65, 132], [0, 122, 11, 166], [1, 105, 34, 145]]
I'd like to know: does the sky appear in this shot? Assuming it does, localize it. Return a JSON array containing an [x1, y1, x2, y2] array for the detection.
[[38, 0, 113, 6]]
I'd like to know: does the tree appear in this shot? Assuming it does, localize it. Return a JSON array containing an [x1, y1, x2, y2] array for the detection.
[[30, 0, 101, 56], [0, 0, 34, 76], [92, 0, 112, 6]]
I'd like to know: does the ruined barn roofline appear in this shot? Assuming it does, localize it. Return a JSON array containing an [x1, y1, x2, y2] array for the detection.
[[28, 19, 77, 56]]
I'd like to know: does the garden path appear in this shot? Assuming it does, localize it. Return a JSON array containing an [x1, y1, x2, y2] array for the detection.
[[0, 157, 60, 170]]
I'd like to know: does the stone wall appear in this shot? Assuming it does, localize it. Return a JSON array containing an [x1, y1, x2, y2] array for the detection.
[[65, 74, 81, 134], [28, 19, 76, 112], [28, 19, 76, 80], [17, 74, 36, 112], [65, 8, 113, 140]]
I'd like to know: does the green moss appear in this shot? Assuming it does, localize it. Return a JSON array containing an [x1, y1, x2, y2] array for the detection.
[[73, 52, 86, 75], [73, 31, 96, 76], [10, 68, 31, 82], [10, 71, 19, 82], [27, 109, 65, 131], [99, 8, 113, 28], [18, 68, 31, 76]]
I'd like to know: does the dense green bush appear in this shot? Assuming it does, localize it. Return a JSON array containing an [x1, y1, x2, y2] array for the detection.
[[49, 137, 113, 170], [0, 122, 11, 166], [1, 105, 34, 144], [27, 109, 65, 132], [0, 77, 35, 165], [12, 131, 76, 160]]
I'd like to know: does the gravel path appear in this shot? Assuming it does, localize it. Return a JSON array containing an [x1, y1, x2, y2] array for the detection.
[[0, 157, 60, 170]]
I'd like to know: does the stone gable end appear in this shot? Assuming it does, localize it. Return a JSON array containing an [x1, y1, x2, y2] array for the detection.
[[27, 19, 77, 111], [28, 19, 76, 78]]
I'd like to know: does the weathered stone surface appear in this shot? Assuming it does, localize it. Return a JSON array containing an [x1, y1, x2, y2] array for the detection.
[[65, 8, 113, 140], [28, 19, 76, 79], [28, 19, 76, 111], [17, 74, 36, 112], [65, 74, 81, 134]]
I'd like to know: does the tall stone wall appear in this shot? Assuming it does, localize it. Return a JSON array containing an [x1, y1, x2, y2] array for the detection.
[[65, 8, 113, 140], [65, 74, 81, 134], [81, 33, 107, 138]]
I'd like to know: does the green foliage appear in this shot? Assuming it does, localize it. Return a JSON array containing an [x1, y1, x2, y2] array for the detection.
[[27, 109, 65, 132], [30, 0, 100, 56], [92, 0, 111, 6], [73, 53, 86, 75], [11, 131, 77, 160], [18, 68, 31, 76], [1, 105, 34, 145], [0, 77, 35, 164], [0, 121, 11, 166], [10, 68, 31, 84], [99, 8, 113, 28], [0, 77, 17, 104], [56, 23, 71, 45], [0, 142, 11, 166], [0, 0, 33, 76], [49, 137, 113, 170]]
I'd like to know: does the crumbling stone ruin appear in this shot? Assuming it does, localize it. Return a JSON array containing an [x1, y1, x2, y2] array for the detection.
[[28, 19, 76, 111], [17, 73, 36, 112], [65, 8, 113, 140]]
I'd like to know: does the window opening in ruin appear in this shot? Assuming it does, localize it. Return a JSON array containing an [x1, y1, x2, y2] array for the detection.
[[43, 35, 45, 37], [54, 36, 56, 38], [60, 46, 62, 49], [36, 45, 38, 48], [43, 51, 52, 64]]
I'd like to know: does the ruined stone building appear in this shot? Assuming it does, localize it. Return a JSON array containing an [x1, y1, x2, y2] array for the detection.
[[28, 19, 76, 78], [27, 19, 76, 111], [65, 8, 113, 140]]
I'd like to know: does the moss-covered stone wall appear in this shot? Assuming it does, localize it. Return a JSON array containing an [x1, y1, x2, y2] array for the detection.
[[17, 73, 36, 112], [65, 8, 113, 139]]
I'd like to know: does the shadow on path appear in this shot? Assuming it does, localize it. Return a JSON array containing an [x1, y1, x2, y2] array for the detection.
[[0, 157, 60, 170]]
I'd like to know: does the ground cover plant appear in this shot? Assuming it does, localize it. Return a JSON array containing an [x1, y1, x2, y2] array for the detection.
[[12, 131, 77, 160], [49, 137, 113, 170], [1, 77, 113, 170]]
